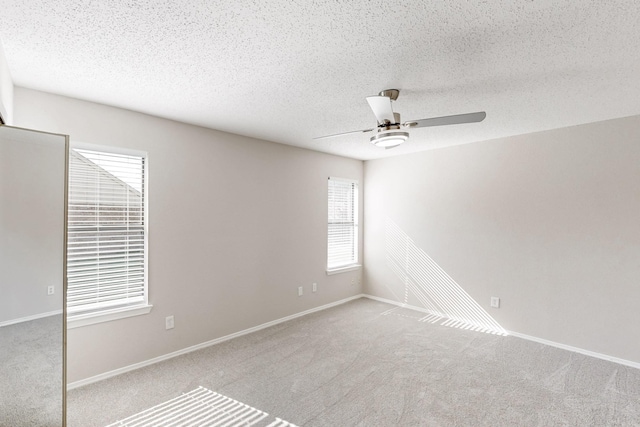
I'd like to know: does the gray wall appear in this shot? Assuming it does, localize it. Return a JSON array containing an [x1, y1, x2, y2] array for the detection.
[[364, 115, 640, 364], [14, 87, 364, 383], [0, 127, 65, 324]]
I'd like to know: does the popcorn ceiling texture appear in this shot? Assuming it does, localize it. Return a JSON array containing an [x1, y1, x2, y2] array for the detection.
[[0, 1, 639, 159]]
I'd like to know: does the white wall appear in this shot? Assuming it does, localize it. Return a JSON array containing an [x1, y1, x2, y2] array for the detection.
[[364, 115, 640, 364], [0, 40, 14, 124], [0, 127, 66, 324], [14, 87, 364, 383]]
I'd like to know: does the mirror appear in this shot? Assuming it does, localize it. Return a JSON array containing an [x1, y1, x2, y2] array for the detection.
[[0, 125, 67, 426]]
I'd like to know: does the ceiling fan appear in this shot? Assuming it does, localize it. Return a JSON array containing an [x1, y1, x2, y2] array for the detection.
[[314, 89, 486, 149]]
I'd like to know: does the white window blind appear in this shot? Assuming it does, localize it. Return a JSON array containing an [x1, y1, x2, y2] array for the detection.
[[328, 177, 358, 269], [67, 148, 147, 315]]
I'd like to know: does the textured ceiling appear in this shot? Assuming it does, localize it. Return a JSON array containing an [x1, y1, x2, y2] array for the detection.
[[0, 1, 639, 160]]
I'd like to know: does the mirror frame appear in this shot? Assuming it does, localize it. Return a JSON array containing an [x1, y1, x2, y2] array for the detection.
[[63, 129, 68, 427]]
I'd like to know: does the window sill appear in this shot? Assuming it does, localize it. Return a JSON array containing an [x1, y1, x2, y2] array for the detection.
[[68, 304, 153, 329], [326, 264, 361, 275]]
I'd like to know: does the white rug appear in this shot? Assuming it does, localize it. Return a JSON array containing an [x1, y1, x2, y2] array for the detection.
[[106, 386, 297, 427]]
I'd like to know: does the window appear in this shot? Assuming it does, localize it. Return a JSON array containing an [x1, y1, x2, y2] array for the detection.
[[67, 146, 149, 325], [327, 177, 359, 272]]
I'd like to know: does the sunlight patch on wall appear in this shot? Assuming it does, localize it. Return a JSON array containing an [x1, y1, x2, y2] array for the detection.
[[385, 219, 507, 336]]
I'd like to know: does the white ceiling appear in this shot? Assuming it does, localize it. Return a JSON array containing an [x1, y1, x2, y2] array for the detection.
[[1, 1, 639, 160]]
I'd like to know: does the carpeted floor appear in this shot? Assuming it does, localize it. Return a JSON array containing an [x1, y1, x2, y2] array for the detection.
[[68, 299, 640, 426], [0, 315, 63, 427]]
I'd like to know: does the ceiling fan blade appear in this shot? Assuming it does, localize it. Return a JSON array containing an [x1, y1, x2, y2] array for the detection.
[[405, 111, 486, 129], [313, 128, 375, 140], [366, 95, 396, 124]]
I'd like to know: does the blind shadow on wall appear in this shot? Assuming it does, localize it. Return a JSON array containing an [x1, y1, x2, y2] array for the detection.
[[385, 218, 506, 336]]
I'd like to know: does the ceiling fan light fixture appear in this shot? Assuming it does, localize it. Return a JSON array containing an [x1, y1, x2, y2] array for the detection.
[[370, 131, 409, 148]]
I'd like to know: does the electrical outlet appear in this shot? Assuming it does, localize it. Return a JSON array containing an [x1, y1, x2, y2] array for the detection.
[[351, 277, 355, 286], [298, 286, 303, 296], [47, 285, 54, 295], [490, 297, 500, 308], [165, 315, 175, 330], [312, 283, 317, 292]]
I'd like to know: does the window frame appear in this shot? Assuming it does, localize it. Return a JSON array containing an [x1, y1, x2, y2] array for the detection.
[[326, 176, 361, 274], [67, 142, 151, 328]]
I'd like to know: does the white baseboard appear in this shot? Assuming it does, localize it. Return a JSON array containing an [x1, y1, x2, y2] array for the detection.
[[506, 330, 640, 370], [363, 294, 437, 316], [0, 309, 63, 328], [362, 294, 640, 371], [68, 294, 364, 390]]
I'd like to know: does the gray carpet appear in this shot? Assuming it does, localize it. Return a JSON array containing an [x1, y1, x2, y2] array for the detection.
[[0, 315, 64, 427], [68, 299, 640, 426]]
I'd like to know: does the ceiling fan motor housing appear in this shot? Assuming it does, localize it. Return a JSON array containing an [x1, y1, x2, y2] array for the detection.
[[370, 110, 408, 148]]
